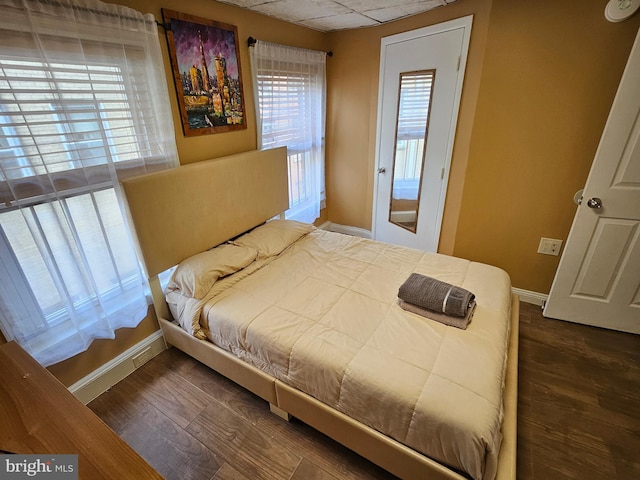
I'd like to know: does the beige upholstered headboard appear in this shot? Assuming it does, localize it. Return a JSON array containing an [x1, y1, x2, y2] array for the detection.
[[121, 147, 289, 278]]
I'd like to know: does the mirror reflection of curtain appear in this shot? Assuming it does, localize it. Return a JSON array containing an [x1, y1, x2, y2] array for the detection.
[[0, 0, 179, 366], [390, 70, 434, 233]]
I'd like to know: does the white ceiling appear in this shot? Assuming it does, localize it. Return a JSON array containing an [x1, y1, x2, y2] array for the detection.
[[217, 0, 459, 32]]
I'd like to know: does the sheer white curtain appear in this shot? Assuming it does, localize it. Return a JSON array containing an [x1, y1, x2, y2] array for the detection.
[[0, 0, 179, 366], [249, 40, 326, 224]]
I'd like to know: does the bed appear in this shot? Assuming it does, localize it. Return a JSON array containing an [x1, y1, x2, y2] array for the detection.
[[121, 147, 518, 480]]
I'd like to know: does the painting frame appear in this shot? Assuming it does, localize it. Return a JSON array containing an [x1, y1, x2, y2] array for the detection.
[[162, 9, 247, 136]]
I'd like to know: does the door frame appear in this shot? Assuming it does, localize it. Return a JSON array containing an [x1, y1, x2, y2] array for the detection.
[[372, 16, 473, 251]]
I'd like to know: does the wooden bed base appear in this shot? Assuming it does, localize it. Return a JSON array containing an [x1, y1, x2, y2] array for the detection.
[[122, 148, 518, 480]]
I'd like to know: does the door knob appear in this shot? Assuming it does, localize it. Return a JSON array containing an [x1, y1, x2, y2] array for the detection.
[[378, 167, 386, 174], [586, 197, 603, 209]]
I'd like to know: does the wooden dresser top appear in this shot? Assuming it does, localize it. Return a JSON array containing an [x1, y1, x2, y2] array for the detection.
[[0, 341, 163, 479]]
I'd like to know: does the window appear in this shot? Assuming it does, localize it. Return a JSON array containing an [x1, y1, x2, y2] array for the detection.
[[250, 41, 326, 223], [0, 0, 178, 366], [1, 61, 141, 182]]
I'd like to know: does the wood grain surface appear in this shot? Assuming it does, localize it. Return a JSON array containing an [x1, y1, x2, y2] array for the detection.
[[0, 341, 163, 479]]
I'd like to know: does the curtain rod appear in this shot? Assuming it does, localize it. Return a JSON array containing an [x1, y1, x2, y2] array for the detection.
[[247, 36, 333, 57]]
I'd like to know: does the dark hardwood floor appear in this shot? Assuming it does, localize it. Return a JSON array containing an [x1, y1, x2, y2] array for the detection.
[[517, 303, 639, 480], [88, 302, 640, 480]]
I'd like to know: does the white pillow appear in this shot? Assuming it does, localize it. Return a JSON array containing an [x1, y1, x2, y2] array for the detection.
[[166, 244, 258, 299], [232, 220, 315, 259]]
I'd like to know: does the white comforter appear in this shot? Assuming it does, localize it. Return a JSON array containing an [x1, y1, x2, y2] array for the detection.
[[168, 229, 512, 480]]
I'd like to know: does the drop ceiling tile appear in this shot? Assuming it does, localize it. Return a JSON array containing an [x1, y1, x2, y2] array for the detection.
[[251, 0, 351, 23], [364, 0, 446, 22], [218, 0, 271, 8], [300, 13, 379, 31], [217, 0, 458, 32], [337, 0, 401, 8]]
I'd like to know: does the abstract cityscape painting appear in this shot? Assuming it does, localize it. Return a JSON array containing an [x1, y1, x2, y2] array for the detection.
[[162, 9, 246, 136]]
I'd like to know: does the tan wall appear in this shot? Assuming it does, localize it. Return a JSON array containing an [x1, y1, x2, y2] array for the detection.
[[453, 0, 640, 293], [326, 0, 640, 293]]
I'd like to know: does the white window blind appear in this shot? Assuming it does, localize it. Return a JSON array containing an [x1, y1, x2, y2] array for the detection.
[[0, 51, 173, 204], [250, 41, 326, 223], [0, 0, 178, 366]]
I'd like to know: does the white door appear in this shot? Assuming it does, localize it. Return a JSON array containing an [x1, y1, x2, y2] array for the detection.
[[544, 28, 640, 334], [373, 17, 472, 251]]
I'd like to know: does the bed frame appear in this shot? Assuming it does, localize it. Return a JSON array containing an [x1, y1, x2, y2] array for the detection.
[[121, 147, 518, 480]]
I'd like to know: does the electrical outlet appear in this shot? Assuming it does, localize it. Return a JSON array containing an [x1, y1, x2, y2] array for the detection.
[[132, 347, 152, 368], [537, 237, 563, 256]]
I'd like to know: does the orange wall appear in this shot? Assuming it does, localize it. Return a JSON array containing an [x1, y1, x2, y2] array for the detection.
[[326, 0, 639, 293], [453, 0, 640, 293], [325, 0, 493, 256]]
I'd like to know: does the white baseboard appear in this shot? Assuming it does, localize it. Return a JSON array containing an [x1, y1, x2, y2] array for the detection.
[[512, 288, 548, 306], [69, 330, 166, 404], [321, 222, 372, 239]]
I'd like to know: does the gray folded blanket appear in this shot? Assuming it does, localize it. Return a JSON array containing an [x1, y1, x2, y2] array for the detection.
[[397, 273, 475, 318]]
